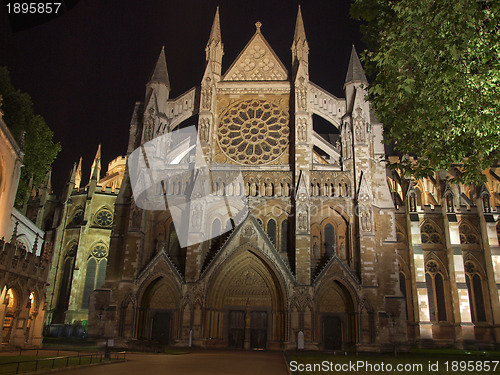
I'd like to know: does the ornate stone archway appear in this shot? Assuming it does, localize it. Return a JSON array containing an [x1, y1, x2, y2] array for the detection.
[[137, 276, 179, 343], [205, 248, 286, 349], [316, 280, 357, 351]]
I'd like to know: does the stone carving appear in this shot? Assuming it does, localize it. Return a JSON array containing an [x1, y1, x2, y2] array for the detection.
[[143, 107, 156, 142], [360, 205, 372, 232], [297, 118, 307, 142], [199, 118, 210, 143], [234, 270, 265, 287], [297, 208, 309, 232], [296, 83, 307, 110], [225, 33, 287, 81], [354, 108, 365, 144], [191, 204, 202, 230], [242, 225, 255, 238], [130, 205, 142, 229], [201, 78, 212, 110]]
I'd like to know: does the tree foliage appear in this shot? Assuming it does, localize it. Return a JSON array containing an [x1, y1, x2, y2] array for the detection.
[[351, 0, 500, 184], [0, 67, 61, 204]]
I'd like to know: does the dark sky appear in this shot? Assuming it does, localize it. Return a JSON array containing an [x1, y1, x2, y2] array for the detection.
[[0, 0, 363, 195]]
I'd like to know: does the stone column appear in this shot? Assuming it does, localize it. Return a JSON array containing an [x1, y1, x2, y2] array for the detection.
[[443, 211, 474, 346], [477, 205, 500, 343], [407, 212, 433, 340]]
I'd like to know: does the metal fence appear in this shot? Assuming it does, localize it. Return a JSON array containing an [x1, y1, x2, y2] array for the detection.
[[0, 351, 126, 374]]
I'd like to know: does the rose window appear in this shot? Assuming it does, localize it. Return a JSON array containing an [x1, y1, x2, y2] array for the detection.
[[217, 99, 289, 165]]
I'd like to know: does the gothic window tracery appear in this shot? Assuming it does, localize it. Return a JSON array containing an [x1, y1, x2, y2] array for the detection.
[[420, 222, 442, 244], [425, 260, 447, 322], [57, 244, 77, 312], [464, 261, 486, 322], [459, 222, 480, 245], [267, 219, 276, 246], [81, 244, 108, 309], [94, 208, 113, 228], [280, 219, 288, 253], [217, 99, 289, 165], [71, 209, 84, 226], [324, 223, 335, 256]]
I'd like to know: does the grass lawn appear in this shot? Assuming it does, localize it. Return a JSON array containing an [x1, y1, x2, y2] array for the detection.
[[0, 354, 109, 374], [287, 350, 500, 375]]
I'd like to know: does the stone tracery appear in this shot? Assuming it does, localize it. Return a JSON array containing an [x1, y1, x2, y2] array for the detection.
[[217, 99, 289, 165]]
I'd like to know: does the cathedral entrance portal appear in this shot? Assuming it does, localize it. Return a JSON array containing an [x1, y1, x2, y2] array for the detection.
[[137, 277, 178, 342], [250, 311, 267, 349], [205, 249, 286, 350], [317, 280, 356, 351]]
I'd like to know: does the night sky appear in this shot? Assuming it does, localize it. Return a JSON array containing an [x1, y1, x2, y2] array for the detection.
[[0, 0, 363, 195]]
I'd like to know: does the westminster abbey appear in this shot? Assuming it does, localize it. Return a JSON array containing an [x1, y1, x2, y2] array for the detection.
[[86, 7, 500, 351]]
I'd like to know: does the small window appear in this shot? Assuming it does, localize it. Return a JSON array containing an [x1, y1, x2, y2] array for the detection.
[[94, 208, 113, 227]]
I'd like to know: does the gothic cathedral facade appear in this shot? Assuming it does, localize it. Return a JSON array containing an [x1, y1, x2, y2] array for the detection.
[[88, 8, 500, 351]]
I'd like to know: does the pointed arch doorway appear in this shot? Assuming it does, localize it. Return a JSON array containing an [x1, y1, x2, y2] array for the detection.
[[317, 280, 356, 351], [205, 248, 286, 350], [137, 277, 178, 344]]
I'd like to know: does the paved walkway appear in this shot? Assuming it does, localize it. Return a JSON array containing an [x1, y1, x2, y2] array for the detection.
[[53, 351, 288, 375]]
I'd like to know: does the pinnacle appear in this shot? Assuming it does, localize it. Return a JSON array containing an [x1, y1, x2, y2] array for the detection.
[[207, 6, 222, 45], [345, 45, 368, 86], [149, 46, 170, 88], [293, 5, 307, 42]]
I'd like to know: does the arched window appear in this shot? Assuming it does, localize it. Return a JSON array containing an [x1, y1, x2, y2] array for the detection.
[[465, 261, 486, 322], [57, 245, 77, 311], [81, 256, 108, 309], [421, 221, 442, 244], [81, 258, 96, 309], [267, 219, 276, 246], [324, 223, 335, 256], [459, 222, 480, 245], [425, 261, 447, 322], [280, 219, 288, 253], [94, 208, 113, 227]]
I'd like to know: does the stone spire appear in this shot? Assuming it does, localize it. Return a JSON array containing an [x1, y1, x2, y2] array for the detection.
[[75, 156, 82, 189], [291, 5, 309, 68], [148, 46, 170, 89], [205, 6, 224, 77], [344, 45, 368, 88], [90, 144, 101, 182]]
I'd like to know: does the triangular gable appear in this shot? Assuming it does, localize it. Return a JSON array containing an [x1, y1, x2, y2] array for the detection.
[[201, 214, 294, 282], [223, 28, 288, 81], [357, 171, 373, 203]]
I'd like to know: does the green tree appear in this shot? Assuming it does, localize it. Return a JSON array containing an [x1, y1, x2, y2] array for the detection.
[[351, 0, 500, 184], [0, 67, 61, 204]]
